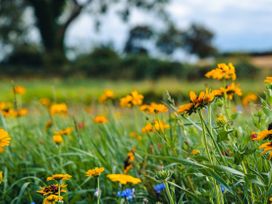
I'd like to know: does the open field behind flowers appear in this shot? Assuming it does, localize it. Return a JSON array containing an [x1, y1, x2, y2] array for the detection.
[[1, 64, 272, 203], [0, 78, 267, 103]]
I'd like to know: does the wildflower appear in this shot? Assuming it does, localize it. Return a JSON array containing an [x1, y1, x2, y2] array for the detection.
[[0, 171, 3, 184], [93, 115, 108, 124], [220, 184, 226, 193], [242, 93, 258, 106], [37, 184, 67, 196], [140, 103, 168, 114], [99, 89, 114, 103], [153, 183, 165, 194], [142, 123, 153, 133], [120, 91, 144, 107], [124, 148, 135, 174], [222, 83, 242, 100], [16, 108, 28, 117], [94, 188, 101, 197], [264, 76, 272, 84], [40, 98, 51, 106], [178, 89, 215, 115], [0, 129, 11, 153], [107, 174, 141, 185], [120, 95, 133, 107], [13, 85, 26, 95], [55, 127, 73, 136], [259, 142, 272, 159], [53, 135, 63, 145], [251, 130, 272, 141], [43, 194, 63, 204], [154, 120, 170, 132], [50, 103, 68, 115], [177, 103, 193, 114], [216, 115, 227, 124], [191, 149, 200, 155], [129, 132, 142, 141], [47, 174, 72, 181], [117, 188, 135, 201], [86, 167, 104, 177], [205, 63, 236, 81]]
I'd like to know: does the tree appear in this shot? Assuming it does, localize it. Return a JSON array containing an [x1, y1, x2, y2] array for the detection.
[[156, 24, 184, 55], [0, 0, 28, 58], [124, 25, 154, 55], [183, 23, 217, 58], [0, 0, 170, 63]]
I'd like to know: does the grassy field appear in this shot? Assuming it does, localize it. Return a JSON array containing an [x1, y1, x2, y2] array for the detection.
[[0, 78, 267, 103], [0, 67, 272, 203]]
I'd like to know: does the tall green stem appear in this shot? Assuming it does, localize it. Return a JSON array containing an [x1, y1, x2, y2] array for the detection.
[[97, 176, 101, 204], [164, 181, 175, 204]]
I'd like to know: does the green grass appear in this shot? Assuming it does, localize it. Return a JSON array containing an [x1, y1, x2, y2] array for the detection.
[[0, 78, 267, 103], [0, 78, 272, 203]]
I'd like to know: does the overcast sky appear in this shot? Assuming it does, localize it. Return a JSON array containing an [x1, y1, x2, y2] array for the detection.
[[64, 0, 272, 53]]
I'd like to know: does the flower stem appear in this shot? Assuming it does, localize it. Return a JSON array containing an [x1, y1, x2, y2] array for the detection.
[[97, 176, 101, 204], [164, 181, 175, 204]]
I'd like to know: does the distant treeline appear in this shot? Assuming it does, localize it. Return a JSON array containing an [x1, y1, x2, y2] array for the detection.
[[221, 51, 272, 57], [0, 46, 261, 80]]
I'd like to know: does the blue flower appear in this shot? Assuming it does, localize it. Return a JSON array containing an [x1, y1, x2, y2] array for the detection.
[[220, 184, 225, 193], [117, 188, 134, 201], [153, 183, 165, 194]]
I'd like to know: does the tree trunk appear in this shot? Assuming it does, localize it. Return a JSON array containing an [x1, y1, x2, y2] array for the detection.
[[28, 0, 67, 65]]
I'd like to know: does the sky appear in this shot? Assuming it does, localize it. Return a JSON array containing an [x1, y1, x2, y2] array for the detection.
[[64, 0, 272, 54]]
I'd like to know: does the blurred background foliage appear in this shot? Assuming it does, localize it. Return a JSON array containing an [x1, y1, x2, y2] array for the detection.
[[0, 0, 270, 80]]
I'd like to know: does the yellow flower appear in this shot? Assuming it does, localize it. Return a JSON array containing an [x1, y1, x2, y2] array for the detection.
[[153, 120, 170, 132], [0, 129, 11, 153], [251, 130, 272, 141], [142, 120, 169, 133], [47, 173, 72, 181], [53, 135, 63, 145], [205, 63, 236, 81], [124, 148, 136, 174], [178, 89, 215, 115], [191, 149, 200, 155], [120, 91, 144, 107], [142, 123, 153, 133], [13, 85, 26, 95], [37, 184, 67, 196], [131, 91, 144, 106], [259, 142, 272, 159], [107, 174, 141, 185], [264, 76, 272, 84], [93, 115, 108, 124], [44, 194, 63, 204], [0, 171, 3, 184], [129, 132, 142, 141], [242, 93, 258, 106], [55, 127, 73, 136], [50, 103, 68, 115], [86, 167, 105, 177], [40, 98, 51, 106], [99, 89, 114, 103], [16, 108, 28, 117], [177, 103, 193, 114], [140, 103, 168, 114], [221, 83, 242, 100], [120, 95, 133, 107], [216, 115, 227, 124]]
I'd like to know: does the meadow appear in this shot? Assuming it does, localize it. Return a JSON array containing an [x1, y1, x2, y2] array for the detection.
[[0, 63, 272, 204]]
